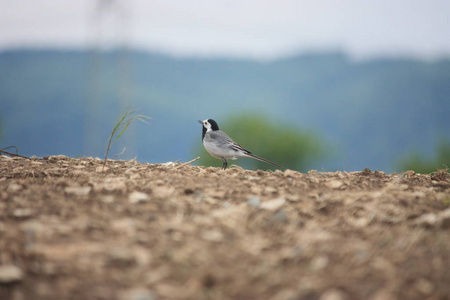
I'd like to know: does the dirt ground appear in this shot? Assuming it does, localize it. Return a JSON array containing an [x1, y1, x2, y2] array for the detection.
[[0, 155, 449, 300]]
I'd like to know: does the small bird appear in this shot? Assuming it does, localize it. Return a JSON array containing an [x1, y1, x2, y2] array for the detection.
[[198, 119, 282, 170]]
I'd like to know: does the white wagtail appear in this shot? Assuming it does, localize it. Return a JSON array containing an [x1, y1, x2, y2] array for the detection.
[[199, 119, 282, 170]]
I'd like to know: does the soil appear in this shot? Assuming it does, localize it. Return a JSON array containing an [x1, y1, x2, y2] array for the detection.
[[0, 155, 449, 300]]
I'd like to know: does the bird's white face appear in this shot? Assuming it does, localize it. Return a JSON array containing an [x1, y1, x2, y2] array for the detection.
[[201, 119, 213, 132]]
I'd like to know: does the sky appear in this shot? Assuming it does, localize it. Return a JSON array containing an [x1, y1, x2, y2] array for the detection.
[[1, 0, 450, 60]]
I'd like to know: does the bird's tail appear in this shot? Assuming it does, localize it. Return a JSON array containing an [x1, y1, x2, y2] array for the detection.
[[246, 153, 282, 169]]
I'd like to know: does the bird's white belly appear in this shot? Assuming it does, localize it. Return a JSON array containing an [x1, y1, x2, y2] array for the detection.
[[203, 141, 238, 160]]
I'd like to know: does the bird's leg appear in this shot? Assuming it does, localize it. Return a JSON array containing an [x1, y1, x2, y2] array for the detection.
[[221, 159, 228, 170]]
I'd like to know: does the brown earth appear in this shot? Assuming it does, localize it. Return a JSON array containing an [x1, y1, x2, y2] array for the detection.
[[0, 155, 449, 300]]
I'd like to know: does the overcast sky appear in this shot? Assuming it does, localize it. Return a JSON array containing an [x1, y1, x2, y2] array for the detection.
[[1, 0, 450, 60]]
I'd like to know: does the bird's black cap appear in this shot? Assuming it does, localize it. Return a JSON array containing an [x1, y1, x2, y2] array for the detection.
[[207, 119, 219, 131]]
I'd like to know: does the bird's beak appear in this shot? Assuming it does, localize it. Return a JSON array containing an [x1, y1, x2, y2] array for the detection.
[[198, 120, 203, 124]]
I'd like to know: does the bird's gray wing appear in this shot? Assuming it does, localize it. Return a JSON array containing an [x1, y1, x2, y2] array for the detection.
[[208, 131, 232, 144], [208, 131, 282, 168], [209, 131, 252, 155]]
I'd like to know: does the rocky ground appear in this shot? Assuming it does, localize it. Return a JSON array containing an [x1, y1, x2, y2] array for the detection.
[[0, 155, 449, 300]]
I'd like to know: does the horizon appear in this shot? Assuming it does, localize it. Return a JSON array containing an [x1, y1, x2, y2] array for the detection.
[[2, 46, 450, 64]]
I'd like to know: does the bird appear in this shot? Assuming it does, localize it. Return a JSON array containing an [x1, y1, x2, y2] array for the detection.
[[198, 119, 282, 170]]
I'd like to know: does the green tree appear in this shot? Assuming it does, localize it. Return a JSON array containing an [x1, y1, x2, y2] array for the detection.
[[194, 114, 327, 171], [398, 140, 450, 173]]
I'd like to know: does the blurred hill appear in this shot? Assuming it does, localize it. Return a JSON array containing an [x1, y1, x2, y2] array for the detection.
[[0, 49, 449, 172]]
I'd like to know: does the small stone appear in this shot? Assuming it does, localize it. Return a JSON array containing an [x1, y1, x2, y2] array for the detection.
[[361, 168, 372, 175], [261, 197, 285, 211], [96, 166, 109, 172], [0, 265, 23, 284], [374, 170, 386, 177], [269, 210, 288, 224], [311, 255, 329, 271], [326, 180, 343, 189], [201, 230, 224, 242], [398, 184, 409, 190], [404, 170, 415, 177], [414, 213, 438, 228], [129, 191, 149, 204], [222, 201, 231, 208], [12, 208, 34, 219], [247, 197, 261, 208], [7, 183, 23, 193], [204, 197, 219, 204], [64, 186, 91, 196], [284, 169, 300, 178], [108, 248, 136, 267], [44, 155, 68, 162], [416, 278, 434, 295]]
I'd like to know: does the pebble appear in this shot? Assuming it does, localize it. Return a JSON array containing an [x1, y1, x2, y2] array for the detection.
[[311, 255, 329, 271], [283, 169, 301, 178], [95, 166, 109, 172], [201, 230, 224, 242], [7, 183, 23, 193], [416, 278, 434, 295], [247, 197, 261, 207], [326, 180, 343, 189], [108, 248, 136, 267], [0, 265, 23, 284], [261, 197, 285, 210], [129, 191, 149, 204], [64, 186, 92, 196], [269, 210, 288, 224], [12, 208, 34, 219]]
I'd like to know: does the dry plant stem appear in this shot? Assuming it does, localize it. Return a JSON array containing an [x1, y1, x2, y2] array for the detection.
[[0, 150, 30, 159], [175, 157, 200, 169]]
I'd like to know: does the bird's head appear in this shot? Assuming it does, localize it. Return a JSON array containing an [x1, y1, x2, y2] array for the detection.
[[198, 119, 219, 141], [198, 119, 219, 132]]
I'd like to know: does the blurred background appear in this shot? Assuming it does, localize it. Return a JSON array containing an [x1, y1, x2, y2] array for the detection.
[[0, 0, 449, 172]]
